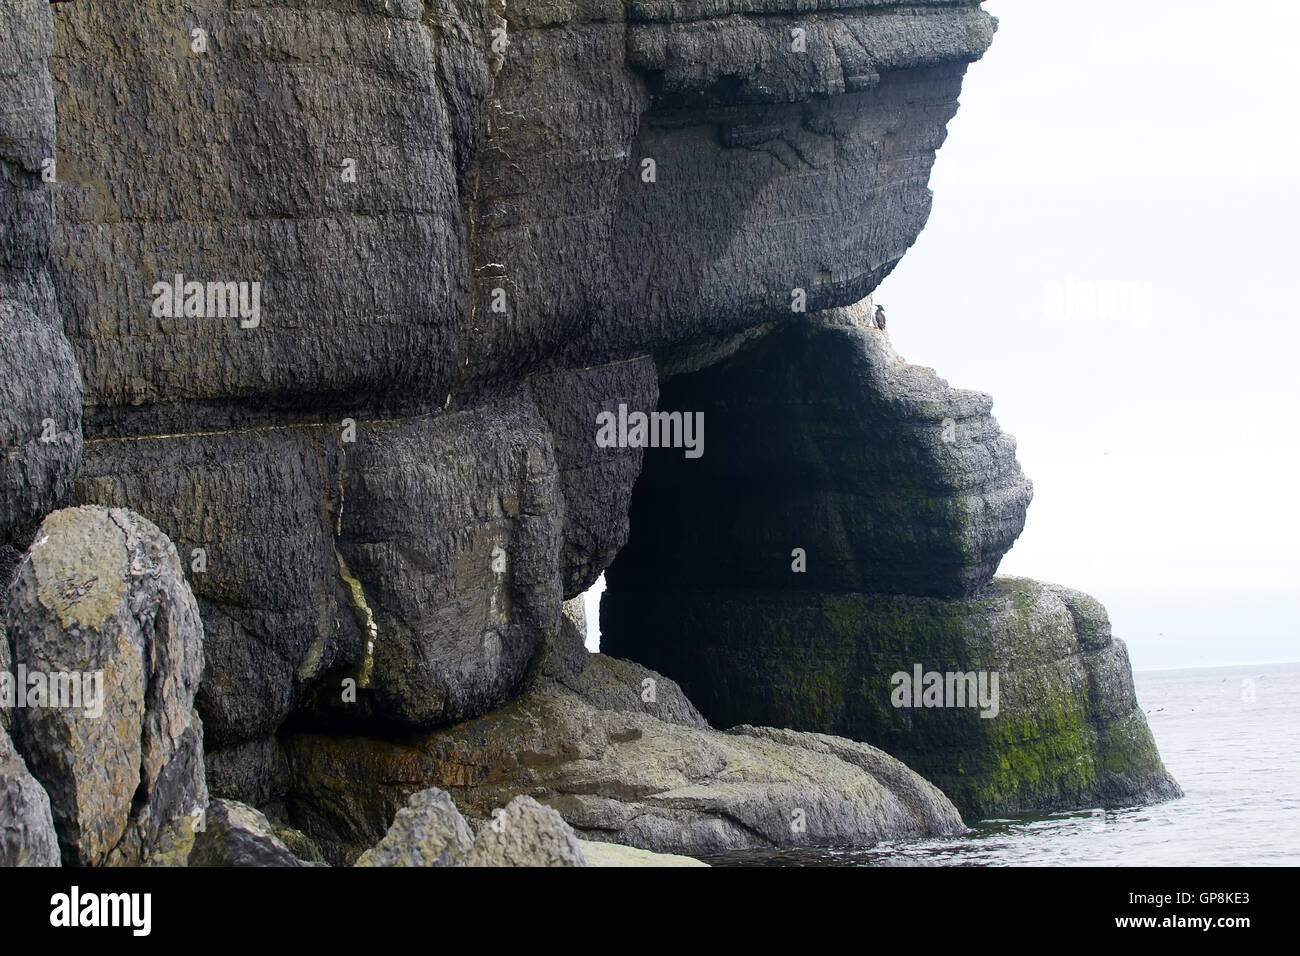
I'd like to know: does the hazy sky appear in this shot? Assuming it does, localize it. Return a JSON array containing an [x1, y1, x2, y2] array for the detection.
[[590, 0, 1299, 669], [881, 0, 1300, 668]]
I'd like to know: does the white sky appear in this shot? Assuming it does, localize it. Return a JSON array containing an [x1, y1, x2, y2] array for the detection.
[[879, 0, 1300, 668]]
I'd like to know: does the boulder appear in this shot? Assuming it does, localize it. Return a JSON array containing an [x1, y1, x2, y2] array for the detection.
[[355, 788, 474, 868], [78, 391, 564, 742], [5, 506, 206, 865], [529, 598, 710, 730], [188, 800, 314, 868], [465, 795, 588, 868]]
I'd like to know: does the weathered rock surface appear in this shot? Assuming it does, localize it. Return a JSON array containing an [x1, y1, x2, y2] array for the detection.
[[188, 800, 314, 868], [355, 787, 474, 868], [531, 358, 658, 598], [606, 577, 1182, 819], [0, 722, 60, 866], [50, 0, 468, 434], [0, 0, 81, 554], [145, 798, 323, 867], [269, 822, 327, 865], [465, 794, 588, 867], [75, 427, 363, 747], [601, 305, 1178, 818], [283, 668, 966, 860], [76, 390, 563, 745], [204, 735, 292, 815], [4, 506, 206, 865], [47, 0, 994, 430]]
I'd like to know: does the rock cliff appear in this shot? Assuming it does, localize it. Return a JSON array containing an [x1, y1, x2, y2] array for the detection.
[[0, 0, 1178, 864]]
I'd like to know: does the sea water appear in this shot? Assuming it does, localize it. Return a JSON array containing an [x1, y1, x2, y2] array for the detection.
[[706, 662, 1300, 866]]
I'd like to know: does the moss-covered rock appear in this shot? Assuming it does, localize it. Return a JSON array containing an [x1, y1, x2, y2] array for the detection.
[[603, 576, 1181, 819]]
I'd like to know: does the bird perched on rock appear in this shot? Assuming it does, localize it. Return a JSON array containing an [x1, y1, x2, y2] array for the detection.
[[874, 304, 887, 330]]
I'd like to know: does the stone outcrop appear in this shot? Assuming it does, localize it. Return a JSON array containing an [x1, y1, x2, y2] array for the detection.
[[0, 0, 82, 570], [4, 506, 206, 865], [31, 0, 1007, 771], [465, 794, 589, 867], [355, 788, 474, 868], [282, 656, 967, 861], [148, 798, 319, 867], [602, 307, 1179, 818], [608, 579, 1183, 819], [76, 391, 563, 748]]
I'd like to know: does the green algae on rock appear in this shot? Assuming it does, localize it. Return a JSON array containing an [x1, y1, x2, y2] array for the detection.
[[604, 577, 1181, 820]]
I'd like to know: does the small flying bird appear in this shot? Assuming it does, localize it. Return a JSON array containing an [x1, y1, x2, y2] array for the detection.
[[874, 304, 887, 330]]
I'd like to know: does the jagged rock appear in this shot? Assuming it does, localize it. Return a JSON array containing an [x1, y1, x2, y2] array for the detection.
[[607, 576, 1182, 819], [4, 506, 206, 865], [283, 669, 965, 859], [465, 795, 588, 868], [355, 788, 474, 868], [0, 723, 59, 866], [188, 800, 312, 868], [577, 840, 708, 868], [0, 0, 82, 551], [145, 800, 323, 867]]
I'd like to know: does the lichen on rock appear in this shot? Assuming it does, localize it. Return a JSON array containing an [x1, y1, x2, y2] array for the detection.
[[4, 506, 207, 865]]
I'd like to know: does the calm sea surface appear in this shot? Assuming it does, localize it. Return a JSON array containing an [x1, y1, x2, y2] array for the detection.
[[707, 662, 1300, 866]]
